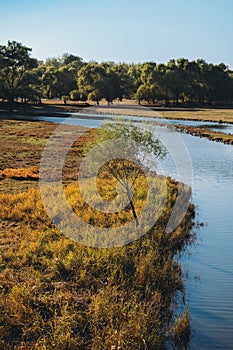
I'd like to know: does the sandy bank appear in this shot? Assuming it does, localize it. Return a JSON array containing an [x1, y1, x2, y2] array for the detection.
[[82, 103, 162, 118]]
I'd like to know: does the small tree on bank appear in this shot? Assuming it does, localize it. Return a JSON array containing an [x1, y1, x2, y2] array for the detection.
[[84, 120, 167, 228]]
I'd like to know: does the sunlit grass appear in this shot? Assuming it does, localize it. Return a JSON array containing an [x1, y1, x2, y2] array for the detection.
[[0, 167, 39, 180], [0, 172, 195, 349], [0, 120, 195, 349], [161, 108, 233, 123]]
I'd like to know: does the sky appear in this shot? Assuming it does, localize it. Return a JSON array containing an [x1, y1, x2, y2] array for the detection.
[[1, 0, 233, 68]]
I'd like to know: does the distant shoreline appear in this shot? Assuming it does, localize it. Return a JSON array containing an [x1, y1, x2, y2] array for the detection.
[[1, 102, 233, 145], [1, 100, 233, 123]]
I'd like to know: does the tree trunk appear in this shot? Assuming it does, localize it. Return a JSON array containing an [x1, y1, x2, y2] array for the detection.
[[125, 187, 139, 227], [129, 199, 139, 227], [9, 90, 14, 112]]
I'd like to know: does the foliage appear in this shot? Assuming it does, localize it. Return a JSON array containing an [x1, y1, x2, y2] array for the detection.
[[173, 309, 191, 348], [77, 62, 107, 104], [86, 120, 166, 159], [69, 90, 80, 101], [83, 120, 167, 227], [1, 40, 233, 106], [0, 41, 37, 106]]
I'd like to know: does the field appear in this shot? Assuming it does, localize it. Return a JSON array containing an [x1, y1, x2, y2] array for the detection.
[[156, 108, 233, 123], [0, 118, 195, 349]]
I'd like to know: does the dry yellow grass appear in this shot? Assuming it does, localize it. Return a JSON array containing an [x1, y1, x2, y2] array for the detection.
[[158, 108, 233, 123], [77, 102, 233, 123], [0, 118, 195, 349], [0, 167, 38, 180]]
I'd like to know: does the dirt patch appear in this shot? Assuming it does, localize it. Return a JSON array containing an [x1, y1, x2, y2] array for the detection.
[[83, 103, 161, 118]]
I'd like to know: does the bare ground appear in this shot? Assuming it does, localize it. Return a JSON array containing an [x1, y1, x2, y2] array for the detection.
[[82, 103, 162, 118], [80, 102, 233, 123]]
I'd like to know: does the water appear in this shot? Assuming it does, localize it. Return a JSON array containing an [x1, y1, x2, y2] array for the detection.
[[164, 118, 233, 135], [133, 116, 233, 135], [16, 114, 104, 128], [17, 112, 233, 135], [70, 111, 233, 135], [154, 127, 233, 349], [18, 113, 233, 349]]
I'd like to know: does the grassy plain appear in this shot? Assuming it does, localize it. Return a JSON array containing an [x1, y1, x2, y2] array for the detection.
[[157, 108, 233, 123], [0, 119, 195, 349]]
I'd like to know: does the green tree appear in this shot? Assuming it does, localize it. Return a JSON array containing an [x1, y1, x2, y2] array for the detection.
[[77, 62, 107, 104], [203, 63, 232, 104], [45, 57, 62, 68], [135, 84, 156, 104], [0, 40, 37, 109], [17, 68, 42, 103], [52, 54, 84, 98], [111, 63, 134, 100], [61, 53, 83, 69], [85, 120, 167, 226], [128, 64, 144, 95], [54, 66, 77, 99], [41, 66, 58, 99], [134, 62, 157, 104], [163, 59, 185, 105], [41, 54, 83, 99], [140, 62, 157, 85]]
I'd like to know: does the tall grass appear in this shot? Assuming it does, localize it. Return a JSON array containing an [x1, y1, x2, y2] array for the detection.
[[0, 173, 195, 349]]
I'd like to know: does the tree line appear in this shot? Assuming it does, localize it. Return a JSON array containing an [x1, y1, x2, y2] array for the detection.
[[1, 40, 233, 107]]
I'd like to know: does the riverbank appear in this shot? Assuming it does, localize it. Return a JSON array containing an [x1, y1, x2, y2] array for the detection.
[[78, 104, 233, 145], [0, 119, 195, 349], [150, 106, 233, 124], [2, 101, 233, 146], [2, 100, 233, 122], [77, 102, 233, 124], [168, 123, 233, 145], [0, 100, 87, 119]]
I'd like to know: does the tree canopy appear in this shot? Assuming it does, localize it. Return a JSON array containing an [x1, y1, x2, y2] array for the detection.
[[0, 41, 37, 108], [1, 40, 233, 106]]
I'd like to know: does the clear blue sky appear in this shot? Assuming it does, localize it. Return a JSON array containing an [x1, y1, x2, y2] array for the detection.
[[1, 0, 233, 68]]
